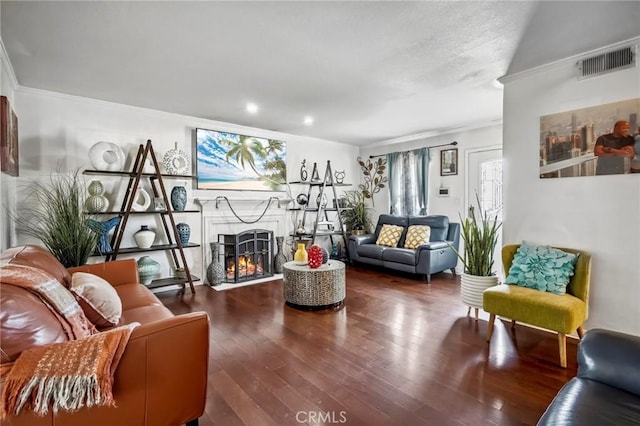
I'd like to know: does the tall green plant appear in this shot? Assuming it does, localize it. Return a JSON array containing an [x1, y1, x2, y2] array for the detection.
[[14, 170, 97, 267], [340, 190, 373, 233], [452, 195, 501, 276]]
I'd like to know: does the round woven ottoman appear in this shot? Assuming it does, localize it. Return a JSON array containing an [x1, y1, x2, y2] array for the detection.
[[282, 261, 345, 310]]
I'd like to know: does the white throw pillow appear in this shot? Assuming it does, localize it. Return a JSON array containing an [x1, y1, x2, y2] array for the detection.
[[71, 272, 122, 328]]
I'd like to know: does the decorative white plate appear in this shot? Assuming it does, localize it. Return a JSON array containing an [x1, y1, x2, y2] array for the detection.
[[163, 142, 190, 175], [88, 141, 125, 171]]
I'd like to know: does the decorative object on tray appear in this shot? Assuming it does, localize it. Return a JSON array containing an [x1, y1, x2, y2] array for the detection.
[[133, 225, 155, 249], [153, 197, 167, 212], [88, 141, 126, 171], [1, 95, 19, 176], [307, 245, 323, 268], [170, 185, 187, 211], [137, 256, 160, 284], [321, 246, 329, 264], [296, 193, 308, 206], [162, 142, 190, 175], [294, 243, 308, 265], [274, 236, 287, 273], [334, 170, 345, 184], [206, 242, 224, 286], [300, 159, 308, 181], [87, 217, 121, 254], [131, 188, 152, 211], [176, 222, 190, 245], [85, 180, 109, 213]]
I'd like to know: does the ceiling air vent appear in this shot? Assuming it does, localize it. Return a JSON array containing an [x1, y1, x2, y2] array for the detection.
[[577, 45, 635, 79]]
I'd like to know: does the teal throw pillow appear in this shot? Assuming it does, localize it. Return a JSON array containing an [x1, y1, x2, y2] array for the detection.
[[504, 241, 578, 295]]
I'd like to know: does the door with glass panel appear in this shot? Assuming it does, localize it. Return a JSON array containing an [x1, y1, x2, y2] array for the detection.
[[466, 148, 503, 278]]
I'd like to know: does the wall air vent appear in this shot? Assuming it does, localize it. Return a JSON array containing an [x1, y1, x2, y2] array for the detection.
[[577, 45, 635, 79]]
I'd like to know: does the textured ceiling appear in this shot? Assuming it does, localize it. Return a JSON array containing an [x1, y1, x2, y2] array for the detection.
[[2, 1, 639, 145]]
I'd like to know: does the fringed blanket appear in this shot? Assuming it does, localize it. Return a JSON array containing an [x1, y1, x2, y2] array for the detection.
[[1, 323, 138, 417], [0, 263, 96, 339]]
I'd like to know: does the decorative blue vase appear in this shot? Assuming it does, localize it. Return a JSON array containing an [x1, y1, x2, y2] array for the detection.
[[176, 222, 190, 245], [170, 185, 187, 211]]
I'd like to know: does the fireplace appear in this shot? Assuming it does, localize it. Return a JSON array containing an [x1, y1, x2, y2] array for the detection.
[[218, 229, 274, 283]]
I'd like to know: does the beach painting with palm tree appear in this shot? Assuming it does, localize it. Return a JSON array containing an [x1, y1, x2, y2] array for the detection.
[[196, 128, 287, 191]]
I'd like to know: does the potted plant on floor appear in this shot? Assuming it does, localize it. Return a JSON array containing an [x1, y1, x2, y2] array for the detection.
[[452, 194, 502, 320], [13, 169, 98, 267], [340, 190, 373, 235]]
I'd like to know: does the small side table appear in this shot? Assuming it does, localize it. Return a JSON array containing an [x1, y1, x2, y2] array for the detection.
[[282, 261, 346, 310]]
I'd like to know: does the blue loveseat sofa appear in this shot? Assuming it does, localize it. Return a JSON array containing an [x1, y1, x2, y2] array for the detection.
[[348, 214, 460, 283]]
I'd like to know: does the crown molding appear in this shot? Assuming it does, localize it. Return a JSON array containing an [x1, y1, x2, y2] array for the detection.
[[0, 37, 19, 92]]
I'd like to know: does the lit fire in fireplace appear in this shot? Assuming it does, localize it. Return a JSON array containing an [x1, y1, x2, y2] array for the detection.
[[226, 255, 264, 279]]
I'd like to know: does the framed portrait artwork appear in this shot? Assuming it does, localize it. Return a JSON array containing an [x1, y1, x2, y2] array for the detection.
[[440, 148, 458, 176], [1, 96, 19, 177]]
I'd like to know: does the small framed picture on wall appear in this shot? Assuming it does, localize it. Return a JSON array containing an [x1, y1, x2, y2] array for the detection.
[[441, 148, 458, 176]]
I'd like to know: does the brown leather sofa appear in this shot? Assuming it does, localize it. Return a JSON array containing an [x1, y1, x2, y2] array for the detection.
[[0, 245, 209, 426]]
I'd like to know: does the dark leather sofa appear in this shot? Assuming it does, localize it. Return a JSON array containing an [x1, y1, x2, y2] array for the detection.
[[348, 214, 460, 283], [538, 328, 640, 426]]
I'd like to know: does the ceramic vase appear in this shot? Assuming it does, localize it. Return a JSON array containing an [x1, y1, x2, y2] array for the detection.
[[206, 242, 225, 286], [137, 256, 160, 285], [307, 245, 323, 268], [170, 185, 187, 211], [273, 236, 287, 273], [85, 180, 109, 213], [294, 243, 308, 265], [133, 225, 155, 249], [176, 222, 190, 245]]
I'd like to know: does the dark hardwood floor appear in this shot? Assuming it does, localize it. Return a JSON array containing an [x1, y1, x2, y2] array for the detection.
[[157, 265, 578, 426]]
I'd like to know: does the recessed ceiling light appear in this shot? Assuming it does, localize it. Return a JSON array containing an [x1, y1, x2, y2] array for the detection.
[[246, 103, 258, 114], [304, 116, 314, 126]]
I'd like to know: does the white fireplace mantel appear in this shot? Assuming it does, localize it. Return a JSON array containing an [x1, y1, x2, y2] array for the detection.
[[195, 196, 295, 283]]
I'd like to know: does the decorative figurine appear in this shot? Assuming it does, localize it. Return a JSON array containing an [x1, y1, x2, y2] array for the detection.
[[300, 159, 308, 181], [334, 170, 345, 184], [310, 162, 320, 181]]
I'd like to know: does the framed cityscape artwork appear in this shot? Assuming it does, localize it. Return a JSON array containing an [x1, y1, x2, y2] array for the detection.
[[539, 98, 639, 178]]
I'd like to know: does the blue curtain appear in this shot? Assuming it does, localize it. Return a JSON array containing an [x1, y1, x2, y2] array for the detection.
[[387, 148, 430, 215]]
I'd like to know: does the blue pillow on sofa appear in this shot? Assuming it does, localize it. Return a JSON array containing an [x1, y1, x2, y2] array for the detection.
[[504, 241, 578, 295]]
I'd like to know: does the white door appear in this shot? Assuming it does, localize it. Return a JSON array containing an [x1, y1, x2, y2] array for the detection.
[[466, 147, 503, 278]]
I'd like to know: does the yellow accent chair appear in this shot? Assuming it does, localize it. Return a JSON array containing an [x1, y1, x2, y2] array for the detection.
[[483, 244, 592, 368]]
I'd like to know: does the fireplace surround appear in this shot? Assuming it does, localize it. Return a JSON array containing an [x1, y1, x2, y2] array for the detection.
[[219, 229, 274, 283]]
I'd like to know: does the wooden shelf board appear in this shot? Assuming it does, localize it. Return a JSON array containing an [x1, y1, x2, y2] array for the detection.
[[145, 275, 201, 289], [93, 242, 200, 256], [83, 169, 196, 179]]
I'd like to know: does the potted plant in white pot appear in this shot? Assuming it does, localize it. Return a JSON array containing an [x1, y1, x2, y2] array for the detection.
[[452, 195, 502, 320]]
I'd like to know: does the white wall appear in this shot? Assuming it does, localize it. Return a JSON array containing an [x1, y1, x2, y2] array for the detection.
[[502, 39, 640, 334], [359, 124, 502, 225], [9, 87, 359, 282]]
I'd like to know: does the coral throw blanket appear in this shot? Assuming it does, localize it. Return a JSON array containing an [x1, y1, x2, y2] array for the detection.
[[1, 323, 138, 417], [0, 263, 138, 417]]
